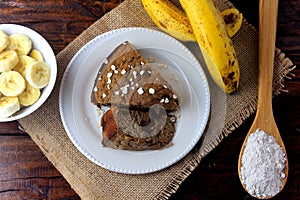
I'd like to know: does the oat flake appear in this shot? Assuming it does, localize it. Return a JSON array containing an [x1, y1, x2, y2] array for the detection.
[[137, 87, 144, 95], [149, 88, 155, 94], [240, 129, 286, 198]]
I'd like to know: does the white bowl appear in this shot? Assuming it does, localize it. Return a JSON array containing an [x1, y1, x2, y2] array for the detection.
[[0, 24, 57, 122]]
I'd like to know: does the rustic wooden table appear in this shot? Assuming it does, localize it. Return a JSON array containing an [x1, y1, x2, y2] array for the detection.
[[0, 0, 299, 199]]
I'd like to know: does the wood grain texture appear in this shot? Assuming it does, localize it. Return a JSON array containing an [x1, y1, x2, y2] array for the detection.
[[0, 0, 299, 199]]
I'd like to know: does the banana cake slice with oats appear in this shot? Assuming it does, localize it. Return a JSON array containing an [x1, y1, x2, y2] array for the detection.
[[91, 41, 180, 150]]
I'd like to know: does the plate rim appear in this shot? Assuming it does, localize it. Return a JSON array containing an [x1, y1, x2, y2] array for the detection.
[[59, 27, 210, 174]]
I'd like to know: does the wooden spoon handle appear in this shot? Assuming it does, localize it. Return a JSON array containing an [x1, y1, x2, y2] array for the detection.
[[257, 0, 279, 114]]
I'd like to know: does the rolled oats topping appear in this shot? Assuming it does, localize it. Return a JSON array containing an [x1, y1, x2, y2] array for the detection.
[[137, 87, 144, 95], [149, 88, 155, 94]]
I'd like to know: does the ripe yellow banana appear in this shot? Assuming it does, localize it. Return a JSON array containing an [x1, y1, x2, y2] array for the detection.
[[6, 34, 32, 55], [25, 61, 51, 89], [0, 30, 9, 52], [142, 0, 242, 42], [180, 0, 240, 94], [0, 96, 20, 118], [0, 70, 26, 96], [142, 0, 196, 41]]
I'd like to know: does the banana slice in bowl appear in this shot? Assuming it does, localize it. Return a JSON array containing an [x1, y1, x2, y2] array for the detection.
[[0, 96, 20, 118], [0, 50, 19, 72], [25, 61, 51, 89], [0, 71, 26, 97], [0, 30, 9, 52], [0, 24, 57, 122]]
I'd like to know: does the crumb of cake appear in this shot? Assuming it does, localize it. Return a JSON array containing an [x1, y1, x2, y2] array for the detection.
[[169, 73, 179, 82], [148, 57, 155, 62], [96, 108, 104, 116]]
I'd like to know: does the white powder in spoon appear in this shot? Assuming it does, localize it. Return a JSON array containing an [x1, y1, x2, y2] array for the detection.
[[240, 129, 287, 198]]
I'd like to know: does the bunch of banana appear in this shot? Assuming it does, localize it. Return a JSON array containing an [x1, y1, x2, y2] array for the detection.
[[0, 30, 51, 118], [142, 0, 241, 94], [142, 0, 195, 41], [141, 0, 242, 41]]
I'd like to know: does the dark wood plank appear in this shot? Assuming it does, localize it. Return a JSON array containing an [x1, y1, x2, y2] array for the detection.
[[0, 136, 79, 199], [0, 0, 299, 199]]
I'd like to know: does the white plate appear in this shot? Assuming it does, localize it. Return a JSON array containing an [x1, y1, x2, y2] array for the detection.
[[59, 27, 210, 174], [0, 24, 57, 122]]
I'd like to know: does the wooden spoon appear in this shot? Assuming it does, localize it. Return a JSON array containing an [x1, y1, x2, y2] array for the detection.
[[238, 0, 289, 198]]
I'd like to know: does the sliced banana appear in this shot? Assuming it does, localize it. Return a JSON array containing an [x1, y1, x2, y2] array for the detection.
[[0, 50, 19, 72], [0, 70, 26, 96], [6, 34, 32, 55], [0, 96, 20, 118], [0, 30, 9, 52], [18, 82, 41, 106], [29, 49, 44, 61], [25, 61, 51, 89], [13, 55, 36, 77]]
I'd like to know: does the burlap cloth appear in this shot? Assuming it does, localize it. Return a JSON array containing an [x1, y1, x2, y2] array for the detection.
[[19, 0, 295, 199]]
